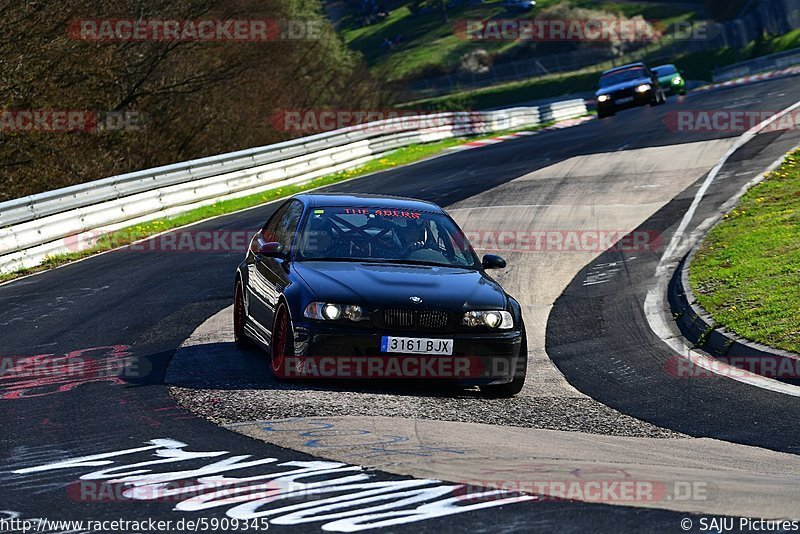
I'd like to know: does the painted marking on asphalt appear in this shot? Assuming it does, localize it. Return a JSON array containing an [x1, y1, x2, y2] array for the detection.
[[11, 438, 536, 531], [582, 261, 626, 286], [0, 346, 134, 400]]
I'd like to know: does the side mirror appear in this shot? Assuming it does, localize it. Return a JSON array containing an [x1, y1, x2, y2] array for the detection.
[[258, 241, 284, 257], [482, 254, 507, 269], [251, 234, 286, 259]]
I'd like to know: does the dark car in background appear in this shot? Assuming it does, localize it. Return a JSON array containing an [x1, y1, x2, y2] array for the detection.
[[234, 193, 527, 397], [653, 64, 687, 95], [595, 62, 666, 118]]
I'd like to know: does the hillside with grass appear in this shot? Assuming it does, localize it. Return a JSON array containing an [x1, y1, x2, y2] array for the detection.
[[338, 0, 704, 82], [400, 27, 800, 110]]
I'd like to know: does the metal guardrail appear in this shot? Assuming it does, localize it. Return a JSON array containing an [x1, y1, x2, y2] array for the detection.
[[711, 47, 800, 82], [0, 100, 587, 274]]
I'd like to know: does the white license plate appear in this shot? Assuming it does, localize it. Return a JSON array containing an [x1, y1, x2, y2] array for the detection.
[[381, 336, 453, 355], [616, 96, 634, 104]]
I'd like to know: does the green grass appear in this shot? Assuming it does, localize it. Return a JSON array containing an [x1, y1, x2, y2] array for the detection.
[[689, 149, 800, 354], [0, 121, 571, 284], [403, 30, 800, 110], [341, 0, 698, 81], [341, 2, 512, 81]]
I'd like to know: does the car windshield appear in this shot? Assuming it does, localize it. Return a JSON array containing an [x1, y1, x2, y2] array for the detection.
[[653, 65, 677, 76], [599, 68, 649, 87], [295, 206, 479, 268]]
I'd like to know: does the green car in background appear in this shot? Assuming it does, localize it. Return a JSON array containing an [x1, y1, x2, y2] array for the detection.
[[653, 64, 686, 95]]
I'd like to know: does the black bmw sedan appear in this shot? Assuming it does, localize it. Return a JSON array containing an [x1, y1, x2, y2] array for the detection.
[[234, 193, 527, 397], [595, 62, 666, 118]]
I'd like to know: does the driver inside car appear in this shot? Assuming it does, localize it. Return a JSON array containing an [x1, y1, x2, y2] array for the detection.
[[396, 218, 428, 256]]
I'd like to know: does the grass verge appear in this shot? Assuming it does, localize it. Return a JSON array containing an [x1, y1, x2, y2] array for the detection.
[[689, 148, 800, 354], [404, 34, 800, 111], [341, 0, 698, 82], [0, 120, 571, 284]]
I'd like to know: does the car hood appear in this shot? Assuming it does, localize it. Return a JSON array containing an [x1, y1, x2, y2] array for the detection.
[[658, 74, 678, 84], [595, 77, 652, 96], [293, 261, 507, 310]]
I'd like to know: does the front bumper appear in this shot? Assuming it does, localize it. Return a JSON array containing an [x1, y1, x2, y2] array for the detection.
[[598, 90, 652, 112], [665, 81, 686, 94], [286, 321, 524, 384]]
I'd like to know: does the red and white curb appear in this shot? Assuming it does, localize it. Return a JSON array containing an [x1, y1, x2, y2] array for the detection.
[[694, 66, 800, 93], [450, 115, 594, 151]]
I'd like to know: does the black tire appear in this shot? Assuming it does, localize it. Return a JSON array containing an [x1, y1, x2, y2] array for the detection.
[[270, 302, 294, 380], [233, 280, 257, 350], [480, 327, 527, 398], [597, 110, 613, 119], [651, 90, 666, 105]]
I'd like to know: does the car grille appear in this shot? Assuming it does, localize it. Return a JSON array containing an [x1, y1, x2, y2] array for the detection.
[[611, 87, 635, 99], [381, 309, 450, 330]]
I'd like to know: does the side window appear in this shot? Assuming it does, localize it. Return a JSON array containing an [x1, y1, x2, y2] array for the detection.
[[272, 200, 304, 250], [262, 203, 290, 242]]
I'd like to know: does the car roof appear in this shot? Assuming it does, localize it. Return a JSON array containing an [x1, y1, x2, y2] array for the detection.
[[601, 63, 648, 75], [653, 64, 677, 70], [295, 193, 445, 213]]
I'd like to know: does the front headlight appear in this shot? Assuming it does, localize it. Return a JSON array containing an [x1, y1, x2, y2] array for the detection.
[[672, 76, 682, 84], [635, 84, 651, 93], [462, 310, 514, 329], [304, 302, 364, 321], [597, 94, 610, 103]]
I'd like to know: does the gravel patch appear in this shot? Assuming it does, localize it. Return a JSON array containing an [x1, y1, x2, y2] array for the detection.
[[168, 346, 684, 438]]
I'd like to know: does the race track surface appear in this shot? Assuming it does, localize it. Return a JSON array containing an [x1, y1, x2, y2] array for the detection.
[[1, 75, 799, 532]]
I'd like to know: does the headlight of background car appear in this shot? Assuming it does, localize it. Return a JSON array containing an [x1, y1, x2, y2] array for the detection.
[[304, 302, 364, 321], [635, 84, 651, 93], [462, 310, 514, 329], [597, 94, 610, 102], [672, 76, 682, 84]]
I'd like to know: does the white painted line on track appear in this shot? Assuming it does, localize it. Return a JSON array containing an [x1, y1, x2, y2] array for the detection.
[[644, 98, 800, 397]]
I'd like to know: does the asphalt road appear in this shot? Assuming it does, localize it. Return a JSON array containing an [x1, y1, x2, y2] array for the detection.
[[1, 75, 799, 532]]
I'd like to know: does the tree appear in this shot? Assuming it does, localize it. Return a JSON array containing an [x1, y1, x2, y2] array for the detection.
[[0, 0, 389, 201]]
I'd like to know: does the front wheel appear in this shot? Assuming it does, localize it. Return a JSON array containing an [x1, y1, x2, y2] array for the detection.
[[270, 302, 294, 379], [480, 328, 527, 398]]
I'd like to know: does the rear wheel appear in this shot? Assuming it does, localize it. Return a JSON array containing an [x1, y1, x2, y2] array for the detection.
[[270, 302, 293, 379], [480, 327, 527, 398], [234, 280, 256, 350]]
